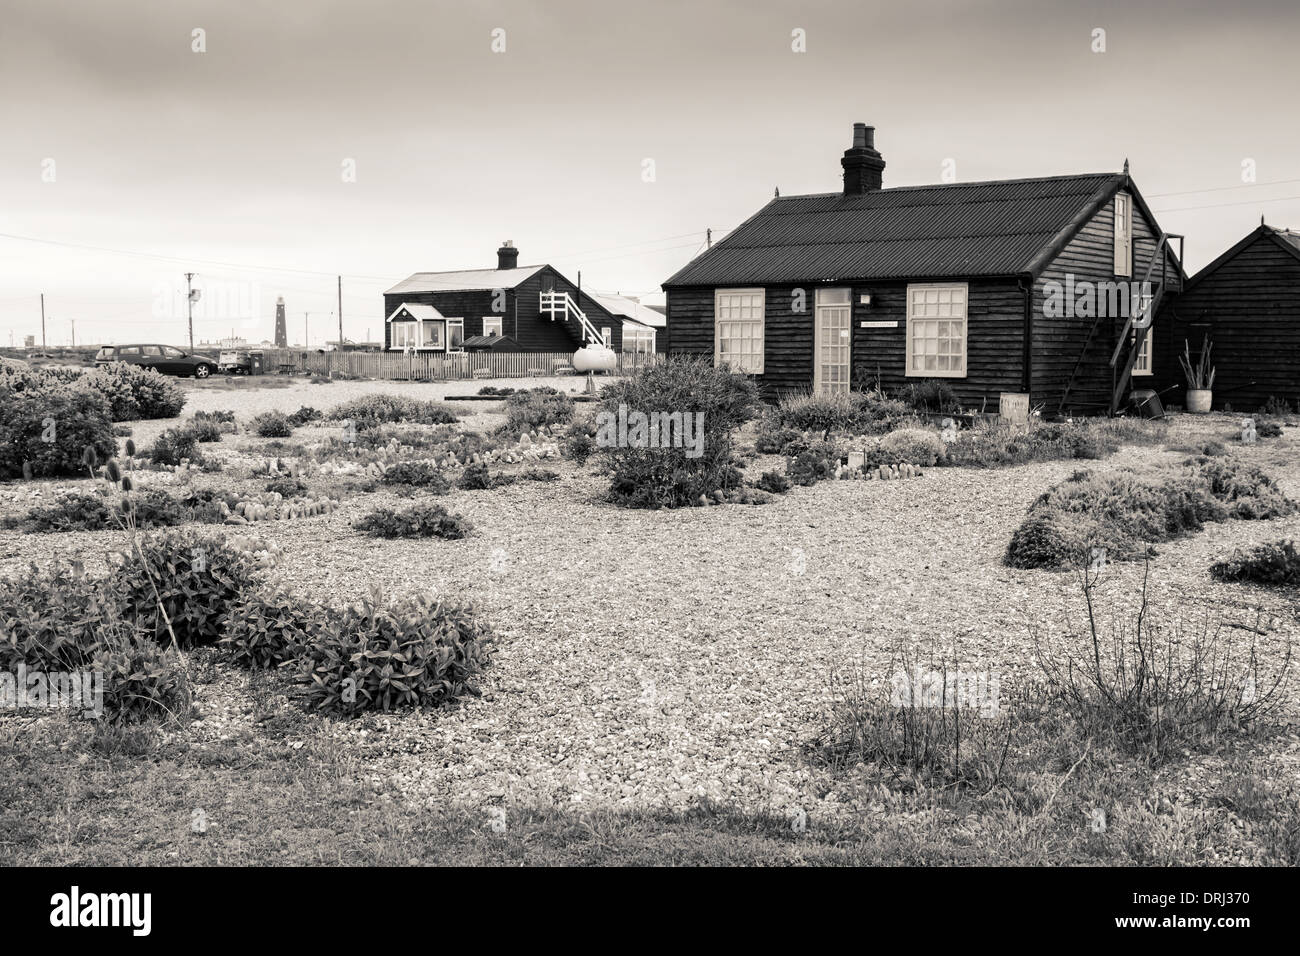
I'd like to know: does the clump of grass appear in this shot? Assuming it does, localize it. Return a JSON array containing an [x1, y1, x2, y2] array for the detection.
[[355, 502, 472, 539], [1032, 561, 1291, 764]]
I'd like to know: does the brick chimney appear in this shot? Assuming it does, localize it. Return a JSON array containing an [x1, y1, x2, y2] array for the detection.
[[841, 123, 885, 194], [496, 240, 518, 270]]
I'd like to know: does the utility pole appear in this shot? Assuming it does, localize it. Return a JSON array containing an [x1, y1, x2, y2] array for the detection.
[[185, 272, 196, 351], [70, 319, 75, 348], [706, 228, 712, 249], [40, 293, 46, 350], [337, 274, 344, 371], [304, 313, 309, 349]]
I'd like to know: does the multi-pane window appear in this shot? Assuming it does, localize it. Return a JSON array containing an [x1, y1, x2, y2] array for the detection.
[[421, 321, 444, 349], [390, 321, 418, 349], [446, 319, 464, 352], [715, 289, 764, 374], [1132, 332, 1152, 376], [482, 316, 503, 338], [602, 327, 612, 349], [815, 287, 851, 394], [906, 283, 967, 378], [1114, 192, 1132, 276], [624, 326, 655, 356]]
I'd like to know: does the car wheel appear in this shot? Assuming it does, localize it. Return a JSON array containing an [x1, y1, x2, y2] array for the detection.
[[195, 364, 211, 379]]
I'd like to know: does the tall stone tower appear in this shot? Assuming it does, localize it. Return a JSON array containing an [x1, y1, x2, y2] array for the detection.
[[274, 296, 287, 348]]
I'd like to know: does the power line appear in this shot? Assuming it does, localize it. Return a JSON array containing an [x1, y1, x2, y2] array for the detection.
[[1155, 193, 1300, 214], [1147, 177, 1300, 199]]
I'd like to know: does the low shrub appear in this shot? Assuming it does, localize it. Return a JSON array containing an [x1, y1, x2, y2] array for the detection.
[[560, 420, 596, 464], [81, 362, 186, 421], [1210, 539, 1300, 588], [112, 529, 265, 648], [0, 381, 117, 479], [220, 588, 326, 669], [185, 418, 225, 443], [753, 470, 792, 494], [518, 467, 560, 482], [264, 476, 309, 499], [942, 421, 1115, 468], [501, 387, 574, 435], [1255, 420, 1283, 439], [148, 426, 204, 467], [894, 380, 962, 416], [597, 357, 761, 509], [1260, 396, 1294, 416], [456, 462, 516, 491], [250, 411, 294, 438], [11, 489, 112, 532], [294, 594, 492, 717], [355, 502, 473, 538], [380, 461, 450, 492], [1006, 458, 1296, 569], [329, 394, 459, 429], [878, 427, 943, 467], [787, 440, 842, 486], [477, 385, 516, 397], [287, 406, 323, 427]]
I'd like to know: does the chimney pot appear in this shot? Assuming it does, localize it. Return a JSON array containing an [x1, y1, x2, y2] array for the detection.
[[496, 241, 519, 270], [842, 123, 885, 194]]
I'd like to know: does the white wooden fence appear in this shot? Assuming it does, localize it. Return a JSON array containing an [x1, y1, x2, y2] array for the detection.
[[257, 349, 659, 381]]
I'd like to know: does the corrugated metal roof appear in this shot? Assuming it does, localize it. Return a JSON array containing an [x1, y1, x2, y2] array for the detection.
[[589, 292, 667, 328], [387, 302, 446, 322], [664, 173, 1123, 286], [386, 265, 546, 295]]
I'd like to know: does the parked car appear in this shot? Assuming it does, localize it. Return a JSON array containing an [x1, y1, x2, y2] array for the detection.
[[93, 344, 219, 378]]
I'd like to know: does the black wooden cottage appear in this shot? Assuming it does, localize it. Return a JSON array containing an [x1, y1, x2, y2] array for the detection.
[[384, 242, 624, 354], [1154, 223, 1300, 411], [662, 124, 1184, 415]]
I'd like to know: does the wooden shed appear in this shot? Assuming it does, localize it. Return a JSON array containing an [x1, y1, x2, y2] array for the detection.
[[1155, 223, 1300, 411]]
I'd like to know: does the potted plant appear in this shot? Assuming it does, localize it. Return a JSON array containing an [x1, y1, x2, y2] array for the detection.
[[1179, 335, 1215, 413]]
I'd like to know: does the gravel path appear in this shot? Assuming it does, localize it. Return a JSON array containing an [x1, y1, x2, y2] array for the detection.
[[2, 392, 1297, 822]]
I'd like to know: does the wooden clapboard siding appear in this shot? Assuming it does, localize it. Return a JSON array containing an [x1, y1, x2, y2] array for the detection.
[[261, 349, 657, 380], [666, 279, 1025, 403], [1157, 229, 1300, 410], [1031, 192, 1177, 414]]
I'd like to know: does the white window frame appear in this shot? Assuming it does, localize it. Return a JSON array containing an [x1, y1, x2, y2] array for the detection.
[[602, 327, 613, 349], [714, 288, 765, 375], [482, 316, 503, 338], [390, 320, 418, 350], [421, 320, 445, 350], [1114, 192, 1132, 277], [905, 283, 968, 378], [446, 318, 464, 352], [1132, 331, 1152, 376], [814, 287, 852, 394]]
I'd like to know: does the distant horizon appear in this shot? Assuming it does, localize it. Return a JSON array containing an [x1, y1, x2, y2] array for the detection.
[[4, 0, 1299, 348]]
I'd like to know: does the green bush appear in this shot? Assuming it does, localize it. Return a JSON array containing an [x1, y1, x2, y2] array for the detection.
[[380, 461, 450, 491], [355, 502, 473, 538], [597, 357, 761, 509], [287, 406, 323, 427], [220, 588, 325, 669], [265, 476, 309, 499], [185, 418, 225, 443], [148, 426, 203, 466], [329, 394, 459, 429], [1210, 540, 1300, 588], [477, 385, 516, 396], [878, 427, 943, 466], [942, 421, 1115, 468], [111, 529, 265, 648], [754, 419, 803, 454], [0, 381, 117, 480], [82, 363, 185, 421], [11, 489, 112, 532], [502, 387, 574, 435], [250, 411, 294, 437], [518, 467, 560, 482], [787, 440, 842, 486], [776, 392, 856, 436], [294, 594, 492, 717], [560, 420, 596, 463]]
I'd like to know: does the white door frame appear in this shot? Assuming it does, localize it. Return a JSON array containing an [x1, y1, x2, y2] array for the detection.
[[814, 288, 852, 394]]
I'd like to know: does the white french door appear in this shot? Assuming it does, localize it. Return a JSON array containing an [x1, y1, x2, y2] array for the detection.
[[814, 288, 851, 394]]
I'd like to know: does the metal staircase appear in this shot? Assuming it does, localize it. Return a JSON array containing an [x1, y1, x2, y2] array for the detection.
[[539, 291, 604, 346]]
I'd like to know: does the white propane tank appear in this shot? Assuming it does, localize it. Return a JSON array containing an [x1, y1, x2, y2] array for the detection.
[[573, 344, 617, 373]]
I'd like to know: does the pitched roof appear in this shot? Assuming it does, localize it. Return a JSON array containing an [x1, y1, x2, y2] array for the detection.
[[1183, 223, 1300, 294], [387, 302, 446, 322], [588, 292, 667, 328], [663, 173, 1125, 286], [386, 265, 546, 295]]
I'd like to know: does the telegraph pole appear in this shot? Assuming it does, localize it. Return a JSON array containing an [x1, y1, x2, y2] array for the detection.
[[40, 293, 46, 351], [70, 319, 75, 348], [185, 273, 196, 350], [337, 274, 344, 372]]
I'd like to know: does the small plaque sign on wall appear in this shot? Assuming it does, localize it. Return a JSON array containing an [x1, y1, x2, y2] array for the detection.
[[859, 320, 897, 329], [999, 392, 1030, 426]]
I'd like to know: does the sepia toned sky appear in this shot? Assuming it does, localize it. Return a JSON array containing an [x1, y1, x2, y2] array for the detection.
[[2, 0, 1298, 347]]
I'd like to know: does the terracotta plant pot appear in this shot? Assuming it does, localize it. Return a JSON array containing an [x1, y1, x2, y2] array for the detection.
[[1186, 389, 1213, 414]]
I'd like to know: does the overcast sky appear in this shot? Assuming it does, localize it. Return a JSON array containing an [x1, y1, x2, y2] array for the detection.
[[2, 0, 1298, 347]]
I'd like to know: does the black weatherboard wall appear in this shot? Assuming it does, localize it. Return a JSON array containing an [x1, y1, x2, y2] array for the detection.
[[1156, 225, 1300, 411]]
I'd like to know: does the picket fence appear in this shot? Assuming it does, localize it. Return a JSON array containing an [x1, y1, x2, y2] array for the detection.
[[255, 349, 659, 381]]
